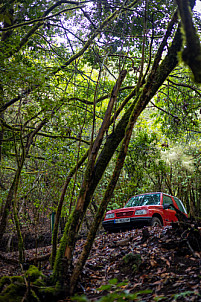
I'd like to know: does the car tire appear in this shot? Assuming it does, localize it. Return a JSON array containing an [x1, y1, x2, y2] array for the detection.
[[151, 217, 162, 227]]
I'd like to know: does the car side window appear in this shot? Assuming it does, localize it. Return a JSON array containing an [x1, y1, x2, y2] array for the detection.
[[163, 195, 173, 206], [143, 194, 160, 205], [174, 197, 187, 213]]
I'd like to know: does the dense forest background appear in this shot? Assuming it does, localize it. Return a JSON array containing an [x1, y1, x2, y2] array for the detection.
[[0, 0, 201, 298]]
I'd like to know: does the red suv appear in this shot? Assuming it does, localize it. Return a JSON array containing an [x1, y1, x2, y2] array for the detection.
[[102, 192, 187, 232]]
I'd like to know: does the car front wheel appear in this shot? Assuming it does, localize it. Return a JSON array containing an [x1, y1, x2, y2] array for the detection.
[[151, 217, 162, 227]]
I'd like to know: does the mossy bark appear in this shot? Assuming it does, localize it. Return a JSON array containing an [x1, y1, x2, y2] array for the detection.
[[53, 70, 127, 282], [52, 208, 81, 284], [13, 201, 25, 264], [69, 101, 137, 293], [0, 267, 64, 302], [51, 150, 88, 267], [176, 0, 201, 82]]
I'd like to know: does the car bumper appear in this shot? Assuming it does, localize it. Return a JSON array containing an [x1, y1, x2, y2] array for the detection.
[[102, 217, 152, 231]]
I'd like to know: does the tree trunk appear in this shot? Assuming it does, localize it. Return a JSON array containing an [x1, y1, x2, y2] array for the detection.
[[0, 166, 23, 242], [176, 0, 201, 83], [53, 70, 127, 281], [13, 199, 25, 264], [53, 17, 183, 285], [51, 150, 89, 267], [0, 119, 47, 241], [69, 71, 144, 294]]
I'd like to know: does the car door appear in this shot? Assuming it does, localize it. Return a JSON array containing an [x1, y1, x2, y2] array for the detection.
[[162, 194, 177, 225]]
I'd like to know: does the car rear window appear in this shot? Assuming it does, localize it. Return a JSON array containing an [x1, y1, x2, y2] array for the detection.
[[125, 193, 160, 207], [174, 197, 187, 213]]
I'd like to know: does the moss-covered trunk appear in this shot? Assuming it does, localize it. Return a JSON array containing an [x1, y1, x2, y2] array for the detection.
[[176, 0, 201, 82], [69, 87, 142, 294], [13, 199, 25, 264], [53, 19, 183, 288], [53, 70, 127, 281], [69, 18, 184, 293], [51, 150, 88, 267]]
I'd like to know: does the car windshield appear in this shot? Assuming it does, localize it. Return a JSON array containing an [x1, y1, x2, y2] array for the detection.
[[124, 193, 161, 207]]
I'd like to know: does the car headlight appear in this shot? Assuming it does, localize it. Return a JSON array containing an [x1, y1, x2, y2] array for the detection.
[[135, 209, 147, 215], [105, 213, 115, 219]]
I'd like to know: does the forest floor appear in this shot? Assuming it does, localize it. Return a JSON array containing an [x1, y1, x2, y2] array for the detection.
[[0, 220, 201, 302]]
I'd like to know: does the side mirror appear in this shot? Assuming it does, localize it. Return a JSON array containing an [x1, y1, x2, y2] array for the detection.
[[163, 203, 171, 210]]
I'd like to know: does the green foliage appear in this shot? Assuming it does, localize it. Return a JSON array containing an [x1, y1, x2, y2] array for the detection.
[[72, 279, 152, 302], [71, 280, 201, 302], [1, 0, 200, 223], [173, 290, 201, 301], [124, 128, 165, 196], [153, 67, 201, 139], [106, 202, 121, 211]]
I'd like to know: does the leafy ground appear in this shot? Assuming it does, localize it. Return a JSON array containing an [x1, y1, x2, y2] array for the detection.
[[0, 223, 201, 301]]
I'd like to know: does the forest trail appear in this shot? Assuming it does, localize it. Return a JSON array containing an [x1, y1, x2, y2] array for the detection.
[[0, 223, 201, 301]]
